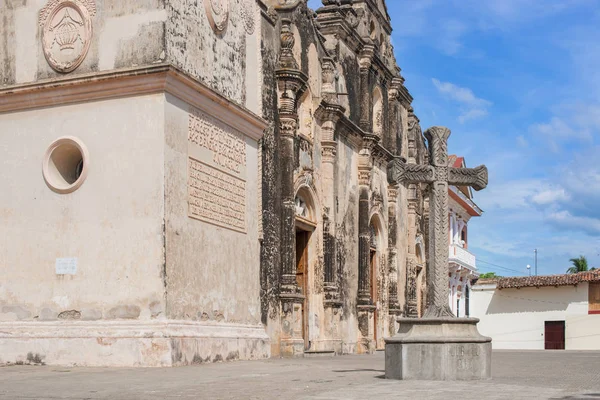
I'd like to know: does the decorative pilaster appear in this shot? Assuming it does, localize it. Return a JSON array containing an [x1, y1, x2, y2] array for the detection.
[[322, 119, 339, 304], [405, 194, 419, 318], [317, 57, 344, 307], [359, 44, 375, 132], [357, 134, 378, 305], [276, 19, 308, 296], [387, 78, 402, 155], [387, 184, 401, 313]]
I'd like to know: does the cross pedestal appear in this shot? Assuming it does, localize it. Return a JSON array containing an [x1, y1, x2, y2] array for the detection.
[[385, 126, 491, 380]]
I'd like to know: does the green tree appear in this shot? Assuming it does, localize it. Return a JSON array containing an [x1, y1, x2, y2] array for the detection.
[[567, 256, 589, 274], [479, 272, 501, 279]]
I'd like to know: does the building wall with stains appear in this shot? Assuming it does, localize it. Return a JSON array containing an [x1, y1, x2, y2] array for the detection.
[[0, 93, 167, 365], [0, 1, 270, 366], [0, 0, 167, 86], [1, 0, 262, 114]]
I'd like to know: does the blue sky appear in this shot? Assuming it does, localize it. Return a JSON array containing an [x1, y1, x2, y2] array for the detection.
[[308, 0, 600, 276]]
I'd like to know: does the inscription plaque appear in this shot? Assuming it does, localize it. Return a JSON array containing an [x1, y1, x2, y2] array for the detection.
[[56, 257, 77, 275], [187, 107, 247, 233]]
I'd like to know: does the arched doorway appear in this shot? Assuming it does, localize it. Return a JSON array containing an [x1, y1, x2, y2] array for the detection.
[[369, 214, 384, 348], [294, 188, 317, 351]]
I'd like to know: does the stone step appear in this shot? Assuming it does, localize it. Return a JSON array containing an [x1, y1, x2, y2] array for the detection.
[[303, 350, 336, 358]]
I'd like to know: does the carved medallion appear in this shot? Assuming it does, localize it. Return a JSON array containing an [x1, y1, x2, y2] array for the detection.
[[39, 0, 96, 73], [204, 0, 229, 33], [241, 0, 256, 35]]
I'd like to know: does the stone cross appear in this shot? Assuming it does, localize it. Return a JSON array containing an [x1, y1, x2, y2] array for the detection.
[[388, 127, 488, 318]]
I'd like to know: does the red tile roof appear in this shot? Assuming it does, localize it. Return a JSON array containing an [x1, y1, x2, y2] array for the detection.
[[495, 270, 600, 289], [448, 155, 464, 168]]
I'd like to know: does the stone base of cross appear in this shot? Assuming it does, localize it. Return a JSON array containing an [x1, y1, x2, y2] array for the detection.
[[388, 126, 487, 318]]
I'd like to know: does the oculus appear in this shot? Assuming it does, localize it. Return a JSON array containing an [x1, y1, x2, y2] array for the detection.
[[43, 136, 90, 194]]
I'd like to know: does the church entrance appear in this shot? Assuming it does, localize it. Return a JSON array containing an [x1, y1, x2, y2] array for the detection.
[[295, 228, 311, 350], [294, 190, 317, 352], [370, 246, 378, 345], [369, 217, 384, 349]]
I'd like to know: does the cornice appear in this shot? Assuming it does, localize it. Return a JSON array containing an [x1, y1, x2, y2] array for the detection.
[[0, 64, 268, 141]]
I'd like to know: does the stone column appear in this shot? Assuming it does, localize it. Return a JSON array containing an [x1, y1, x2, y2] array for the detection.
[[357, 45, 375, 306], [275, 18, 308, 356], [357, 136, 377, 305], [387, 184, 400, 313], [319, 59, 343, 306], [276, 20, 305, 295], [405, 186, 419, 318], [387, 79, 402, 155], [359, 44, 375, 132]]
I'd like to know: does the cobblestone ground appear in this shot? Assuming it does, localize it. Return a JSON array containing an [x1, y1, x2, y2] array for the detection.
[[1, 350, 599, 399]]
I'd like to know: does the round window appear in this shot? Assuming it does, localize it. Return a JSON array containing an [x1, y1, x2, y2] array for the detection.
[[42, 137, 89, 194]]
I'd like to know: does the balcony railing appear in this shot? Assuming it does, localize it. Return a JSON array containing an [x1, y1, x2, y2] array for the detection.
[[449, 244, 477, 271]]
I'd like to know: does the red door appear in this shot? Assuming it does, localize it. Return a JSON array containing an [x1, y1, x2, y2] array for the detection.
[[544, 321, 565, 350]]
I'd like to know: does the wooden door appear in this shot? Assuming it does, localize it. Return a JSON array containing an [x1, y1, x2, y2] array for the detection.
[[544, 321, 565, 350], [370, 249, 378, 345], [589, 282, 600, 314], [295, 230, 310, 350]]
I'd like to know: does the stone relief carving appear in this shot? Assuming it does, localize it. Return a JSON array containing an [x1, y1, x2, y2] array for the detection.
[[204, 0, 229, 33], [241, 0, 256, 35], [39, 0, 96, 73]]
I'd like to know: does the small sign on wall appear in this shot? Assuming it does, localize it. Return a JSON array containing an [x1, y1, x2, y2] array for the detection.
[[56, 258, 77, 275]]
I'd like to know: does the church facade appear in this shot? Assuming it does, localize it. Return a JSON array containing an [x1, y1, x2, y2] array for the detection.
[[0, 0, 431, 366], [259, 0, 429, 356]]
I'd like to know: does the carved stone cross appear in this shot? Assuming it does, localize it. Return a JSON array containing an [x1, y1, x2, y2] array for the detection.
[[388, 127, 488, 318]]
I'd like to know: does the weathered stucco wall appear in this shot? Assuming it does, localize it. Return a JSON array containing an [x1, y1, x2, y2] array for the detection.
[[163, 94, 262, 326], [165, 0, 262, 114], [0, 94, 166, 323], [0, 0, 167, 86], [1, 0, 263, 115]]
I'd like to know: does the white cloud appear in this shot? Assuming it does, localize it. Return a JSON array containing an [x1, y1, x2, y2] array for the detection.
[[432, 79, 492, 124], [546, 211, 600, 236], [432, 79, 491, 107], [516, 135, 528, 147], [458, 109, 488, 123], [530, 188, 570, 206], [530, 117, 591, 141]]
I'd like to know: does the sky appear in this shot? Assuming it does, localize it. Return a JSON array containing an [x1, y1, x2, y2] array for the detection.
[[308, 0, 600, 277]]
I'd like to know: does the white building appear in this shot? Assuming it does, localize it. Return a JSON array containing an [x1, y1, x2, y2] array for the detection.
[[447, 156, 482, 317], [471, 271, 600, 350]]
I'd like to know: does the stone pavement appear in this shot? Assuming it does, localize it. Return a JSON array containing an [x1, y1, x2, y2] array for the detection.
[[1, 350, 600, 399]]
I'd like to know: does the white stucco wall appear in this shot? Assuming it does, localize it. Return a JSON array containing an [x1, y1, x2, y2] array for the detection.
[[471, 282, 600, 350], [0, 94, 166, 322]]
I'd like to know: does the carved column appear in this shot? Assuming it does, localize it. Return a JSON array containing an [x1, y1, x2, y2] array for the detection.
[[276, 19, 307, 296], [275, 19, 308, 356], [357, 135, 378, 305], [387, 79, 402, 155], [359, 44, 375, 132], [405, 189, 419, 318], [405, 108, 420, 317], [387, 184, 401, 313], [317, 58, 344, 306]]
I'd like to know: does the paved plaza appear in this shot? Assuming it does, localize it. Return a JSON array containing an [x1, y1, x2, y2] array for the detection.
[[1, 350, 599, 399]]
